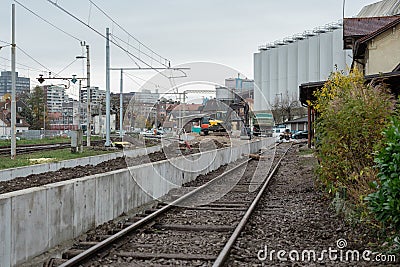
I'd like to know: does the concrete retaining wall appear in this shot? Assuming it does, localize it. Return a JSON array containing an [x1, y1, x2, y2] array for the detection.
[[0, 146, 161, 182], [0, 138, 273, 266]]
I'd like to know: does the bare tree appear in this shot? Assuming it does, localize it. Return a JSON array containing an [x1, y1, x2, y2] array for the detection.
[[271, 91, 305, 124]]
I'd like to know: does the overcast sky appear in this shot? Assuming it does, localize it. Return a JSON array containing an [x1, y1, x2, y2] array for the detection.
[[0, 0, 378, 98]]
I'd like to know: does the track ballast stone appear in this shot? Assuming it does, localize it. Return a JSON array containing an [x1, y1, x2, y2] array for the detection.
[[228, 146, 398, 267]]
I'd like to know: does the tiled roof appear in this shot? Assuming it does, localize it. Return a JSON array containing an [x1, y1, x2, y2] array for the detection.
[[354, 17, 400, 58], [343, 16, 399, 37]]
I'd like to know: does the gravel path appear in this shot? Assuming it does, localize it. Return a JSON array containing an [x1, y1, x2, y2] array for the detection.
[[227, 146, 398, 266]]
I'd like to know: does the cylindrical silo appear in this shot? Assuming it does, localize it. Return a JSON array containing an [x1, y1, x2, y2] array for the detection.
[[269, 47, 279, 107], [253, 52, 263, 111], [261, 50, 271, 110], [278, 45, 288, 100], [287, 41, 298, 100], [308, 34, 320, 82], [319, 31, 333, 80], [297, 37, 309, 86]]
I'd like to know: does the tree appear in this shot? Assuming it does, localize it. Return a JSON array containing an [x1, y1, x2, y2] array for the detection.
[[271, 91, 305, 124], [28, 86, 48, 130]]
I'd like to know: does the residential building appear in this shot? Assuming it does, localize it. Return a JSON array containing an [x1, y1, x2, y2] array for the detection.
[[300, 0, 400, 147], [44, 85, 67, 113], [0, 99, 30, 135], [0, 71, 30, 98], [352, 17, 400, 75], [80, 86, 106, 105]]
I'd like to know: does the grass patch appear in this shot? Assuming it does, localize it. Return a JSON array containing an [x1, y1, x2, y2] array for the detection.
[[298, 148, 314, 156], [0, 148, 113, 170], [0, 136, 103, 147]]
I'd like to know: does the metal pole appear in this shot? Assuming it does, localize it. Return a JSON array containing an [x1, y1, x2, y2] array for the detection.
[[86, 44, 91, 146], [78, 80, 81, 130], [10, 4, 16, 159], [119, 69, 123, 138], [105, 28, 111, 146]]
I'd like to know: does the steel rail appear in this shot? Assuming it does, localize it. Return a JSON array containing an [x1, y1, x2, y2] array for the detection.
[[58, 143, 272, 267], [212, 144, 292, 267]]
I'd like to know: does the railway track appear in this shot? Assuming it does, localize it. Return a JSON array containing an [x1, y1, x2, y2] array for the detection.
[[44, 142, 291, 267]]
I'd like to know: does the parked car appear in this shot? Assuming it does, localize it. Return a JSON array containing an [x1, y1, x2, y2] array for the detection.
[[0, 135, 20, 140], [292, 130, 308, 139], [140, 129, 165, 137]]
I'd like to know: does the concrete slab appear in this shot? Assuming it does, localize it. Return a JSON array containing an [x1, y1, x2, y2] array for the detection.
[[0, 196, 11, 267], [10, 188, 48, 266], [44, 182, 74, 248], [73, 177, 96, 237]]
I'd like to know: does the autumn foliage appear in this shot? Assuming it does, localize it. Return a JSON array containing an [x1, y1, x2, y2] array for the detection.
[[310, 70, 395, 205]]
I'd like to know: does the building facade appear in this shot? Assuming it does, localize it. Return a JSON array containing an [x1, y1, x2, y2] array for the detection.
[[80, 86, 106, 105], [0, 71, 30, 98], [44, 85, 67, 113]]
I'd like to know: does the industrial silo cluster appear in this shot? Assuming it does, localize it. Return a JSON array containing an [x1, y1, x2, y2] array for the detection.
[[254, 22, 352, 112]]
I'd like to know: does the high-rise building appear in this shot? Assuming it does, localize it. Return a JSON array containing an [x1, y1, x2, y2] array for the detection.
[[80, 86, 105, 105], [0, 71, 30, 97], [43, 85, 67, 113]]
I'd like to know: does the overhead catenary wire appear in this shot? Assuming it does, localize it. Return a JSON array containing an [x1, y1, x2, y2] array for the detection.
[[46, 0, 171, 79], [87, 0, 170, 67], [110, 34, 141, 69], [14, 0, 83, 43], [16, 45, 56, 76], [0, 56, 45, 73]]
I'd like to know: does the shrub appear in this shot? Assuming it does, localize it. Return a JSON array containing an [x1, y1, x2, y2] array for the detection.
[[311, 69, 395, 205], [366, 117, 400, 230]]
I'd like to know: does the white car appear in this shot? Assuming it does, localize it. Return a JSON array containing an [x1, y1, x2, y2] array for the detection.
[[0, 135, 20, 140], [140, 129, 165, 137]]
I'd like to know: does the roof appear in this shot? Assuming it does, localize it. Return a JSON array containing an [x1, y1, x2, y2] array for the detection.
[[357, 0, 400, 17], [354, 17, 400, 58], [285, 117, 308, 124], [343, 16, 399, 37]]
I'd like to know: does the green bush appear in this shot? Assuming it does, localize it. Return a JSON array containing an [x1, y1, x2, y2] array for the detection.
[[311, 70, 395, 205], [366, 117, 400, 230]]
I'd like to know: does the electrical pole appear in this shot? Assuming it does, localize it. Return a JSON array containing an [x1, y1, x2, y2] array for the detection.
[[11, 4, 16, 159], [119, 69, 123, 138], [105, 28, 111, 147], [86, 44, 91, 146], [78, 80, 81, 130]]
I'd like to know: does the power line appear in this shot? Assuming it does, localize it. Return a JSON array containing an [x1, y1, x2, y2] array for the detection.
[[0, 56, 45, 72], [46, 0, 171, 79], [55, 58, 78, 76], [14, 0, 82, 43], [88, 0, 170, 67], [16, 45, 56, 75], [109, 34, 141, 68]]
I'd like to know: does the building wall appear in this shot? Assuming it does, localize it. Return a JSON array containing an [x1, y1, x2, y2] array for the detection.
[[0, 71, 30, 98], [365, 26, 400, 75], [254, 27, 352, 112], [45, 85, 66, 113], [93, 114, 116, 135]]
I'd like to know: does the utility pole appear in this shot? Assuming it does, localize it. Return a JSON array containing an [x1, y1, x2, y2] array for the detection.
[[105, 28, 111, 147], [86, 44, 91, 146], [78, 80, 81, 130], [11, 4, 16, 159], [119, 69, 123, 138]]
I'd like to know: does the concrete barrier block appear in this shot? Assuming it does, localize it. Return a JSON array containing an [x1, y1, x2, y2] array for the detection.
[[10, 188, 48, 266], [95, 173, 114, 225], [73, 177, 96, 237], [0, 196, 11, 267], [44, 182, 74, 248]]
